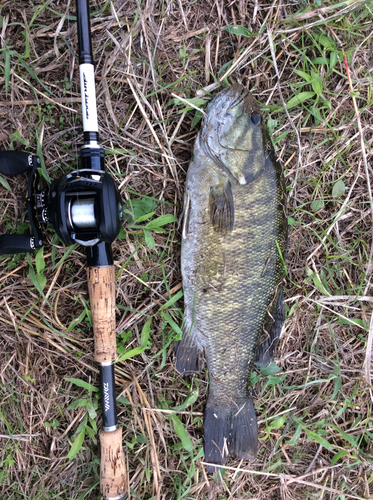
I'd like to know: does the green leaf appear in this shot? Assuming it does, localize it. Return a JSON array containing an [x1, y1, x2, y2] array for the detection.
[[311, 199, 324, 212], [145, 214, 177, 230], [288, 424, 302, 445], [9, 128, 29, 147], [321, 99, 332, 110], [67, 309, 87, 333], [191, 110, 204, 130], [311, 71, 323, 96], [335, 317, 367, 328], [268, 414, 287, 431], [260, 363, 281, 376], [308, 271, 330, 296], [86, 404, 97, 421], [267, 118, 278, 136], [293, 69, 311, 82], [140, 318, 152, 347], [85, 425, 95, 439], [286, 91, 315, 110], [36, 273, 47, 290], [18, 58, 54, 96], [143, 229, 155, 249], [117, 319, 152, 362], [161, 311, 183, 338], [318, 34, 335, 50], [129, 197, 157, 221], [267, 374, 286, 385], [329, 424, 357, 448], [330, 51, 339, 69], [27, 258, 47, 299], [117, 346, 145, 362], [117, 227, 126, 240], [310, 106, 322, 124], [174, 97, 207, 107], [332, 179, 345, 198], [136, 211, 156, 223], [67, 398, 90, 410], [0, 175, 11, 190], [159, 289, 183, 311], [223, 25, 255, 37], [117, 396, 131, 405], [65, 378, 99, 393], [274, 131, 290, 144], [331, 449, 349, 466], [312, 57, 329, 65], [44, 419, 59, 428], [170, 414, 194, 452], [67, 427, 85, 459], [288, 216, 295, 227], [304, 428, 334, 451], [172, 390, 199, 411], [35, 248, 45, 274]]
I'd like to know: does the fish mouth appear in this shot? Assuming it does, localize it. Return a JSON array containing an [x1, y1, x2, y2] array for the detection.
[[223, 84, 247, 112], [210, 84, 247, 116], [200, 85, 258, 184]]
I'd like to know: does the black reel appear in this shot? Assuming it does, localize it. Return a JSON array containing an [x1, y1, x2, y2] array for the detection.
[[0, 150, 123, 255]]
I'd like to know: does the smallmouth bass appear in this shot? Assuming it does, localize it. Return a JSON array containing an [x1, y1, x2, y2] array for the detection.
[[175, 84, 287, 471]]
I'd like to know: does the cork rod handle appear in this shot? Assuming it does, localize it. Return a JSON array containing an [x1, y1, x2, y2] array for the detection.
[[100, 428, 127, 499], [87, 266, 118, 364], [87, 265, 127, 499]]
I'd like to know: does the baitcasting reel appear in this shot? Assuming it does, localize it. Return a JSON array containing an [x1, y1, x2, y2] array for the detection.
[[0, 149, 123, 255]]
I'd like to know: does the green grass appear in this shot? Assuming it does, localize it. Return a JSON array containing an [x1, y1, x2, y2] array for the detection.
[[1, 0, 373, 498]]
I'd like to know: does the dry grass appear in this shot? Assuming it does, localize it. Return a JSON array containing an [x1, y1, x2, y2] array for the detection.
[[1, 0, 373, 499]]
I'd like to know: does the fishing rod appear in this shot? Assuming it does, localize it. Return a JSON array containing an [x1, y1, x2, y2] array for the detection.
[[0, 1, 127, 498]]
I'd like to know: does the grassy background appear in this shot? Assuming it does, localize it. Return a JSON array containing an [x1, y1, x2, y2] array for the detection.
[[1, 0, 373, 498]]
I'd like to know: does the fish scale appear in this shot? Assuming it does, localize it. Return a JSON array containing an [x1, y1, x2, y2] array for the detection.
[[176, 84, 287, 471]]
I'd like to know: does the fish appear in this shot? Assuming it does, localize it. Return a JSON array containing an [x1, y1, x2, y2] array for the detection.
[[175, 84, 287, 471]]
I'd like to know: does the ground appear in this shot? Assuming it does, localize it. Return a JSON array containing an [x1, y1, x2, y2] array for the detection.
[[1, 0, 373, 499]]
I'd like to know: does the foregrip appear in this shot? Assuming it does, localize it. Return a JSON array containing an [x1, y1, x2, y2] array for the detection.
[[87, 265, 127, 499]]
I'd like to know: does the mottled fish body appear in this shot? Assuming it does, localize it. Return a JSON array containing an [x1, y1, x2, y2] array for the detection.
[[176, 84, 287, 470]]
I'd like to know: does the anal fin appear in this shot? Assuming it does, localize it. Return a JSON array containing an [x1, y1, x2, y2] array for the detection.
[[175, 324, 204, 375]]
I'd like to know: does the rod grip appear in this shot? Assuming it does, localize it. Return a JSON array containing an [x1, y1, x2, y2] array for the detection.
[[87, 265, 118, 363], [100, 427, 127, 499]]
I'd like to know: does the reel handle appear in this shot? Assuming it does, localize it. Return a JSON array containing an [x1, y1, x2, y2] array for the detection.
[[0, 234, 35, 254], [0, 151, 35, 175], [87, 264, 127, 499], [0, 151, 43, 256]]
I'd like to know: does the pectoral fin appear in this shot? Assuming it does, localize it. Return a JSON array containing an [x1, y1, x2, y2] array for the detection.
[[209, 181, 234, 234]]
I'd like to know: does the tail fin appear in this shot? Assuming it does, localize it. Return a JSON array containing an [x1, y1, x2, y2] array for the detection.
[[204, 397, 258, 472]]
